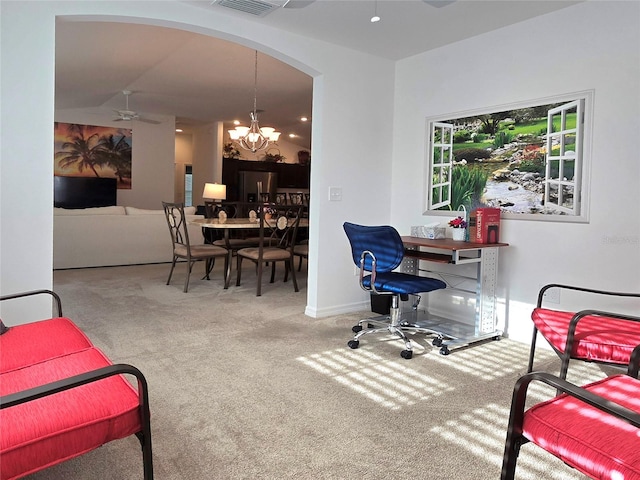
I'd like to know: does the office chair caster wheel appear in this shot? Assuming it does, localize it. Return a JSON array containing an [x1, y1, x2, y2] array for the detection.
[[439, 346, 450, 356], [348, 340, 360, 349], [352, 325, 363, 333], [400, 350, 413, 359], [432, 337, 443, 347]]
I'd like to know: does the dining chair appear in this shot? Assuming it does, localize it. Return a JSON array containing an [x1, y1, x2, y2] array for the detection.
[[288, 192, 304, 206], [162, 202, 230, 292], [236, 205, 302, 296], [202, 200, 224, 244], [207, 201, 260, 250], [293, 242, 308, 271], [259, 192, 271, 203], [275, 192, 288, 205]]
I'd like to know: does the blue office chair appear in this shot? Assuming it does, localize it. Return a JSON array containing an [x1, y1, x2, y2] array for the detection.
[[343, 222, 447, 359]]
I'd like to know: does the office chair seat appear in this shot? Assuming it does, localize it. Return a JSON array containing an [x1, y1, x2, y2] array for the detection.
[[362, 271, 445, 296], [343, 222, 446, 359]]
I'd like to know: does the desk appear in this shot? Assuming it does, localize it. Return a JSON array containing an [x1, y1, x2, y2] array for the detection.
[[191, 217, 309, 288], [400, 236, 509, 354]]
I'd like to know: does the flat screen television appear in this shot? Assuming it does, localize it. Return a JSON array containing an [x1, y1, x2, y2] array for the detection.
[[54, 176, 117, 209]]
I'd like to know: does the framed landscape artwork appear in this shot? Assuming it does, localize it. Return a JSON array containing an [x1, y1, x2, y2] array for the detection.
[[426, 90, 592, 222], [54, 122, 133, 189]]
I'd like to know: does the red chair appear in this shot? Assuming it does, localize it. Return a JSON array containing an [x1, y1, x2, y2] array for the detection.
[[501, 345, 640, 479], [527, 284, 640, 380], [0, 290, 153, 479]]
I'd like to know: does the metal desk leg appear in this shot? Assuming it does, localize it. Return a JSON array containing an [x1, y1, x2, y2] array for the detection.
[[477, 247, 500, 335]]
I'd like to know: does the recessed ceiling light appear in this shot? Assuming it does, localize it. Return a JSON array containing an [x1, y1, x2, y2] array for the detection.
[[233, 120, 240, 125], [175, 128, 183, 133], [289, 133, 296, 138], [300, 116, 308, 122]]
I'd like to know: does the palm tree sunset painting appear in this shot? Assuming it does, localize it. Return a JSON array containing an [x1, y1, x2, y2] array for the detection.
[[54, 123, 132, 189]]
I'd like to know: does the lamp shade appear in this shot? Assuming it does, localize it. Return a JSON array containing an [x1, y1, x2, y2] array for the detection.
[[203, 183, 226, 200]]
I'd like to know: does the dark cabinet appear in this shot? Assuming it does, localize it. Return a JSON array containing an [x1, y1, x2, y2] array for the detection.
[[222, 158, 310, 201], [275, 163, 310, 188]]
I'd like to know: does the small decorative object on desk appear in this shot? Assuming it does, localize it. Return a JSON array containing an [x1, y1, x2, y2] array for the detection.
[[411, 224, 445, 239], [448, 216, 467, 241]]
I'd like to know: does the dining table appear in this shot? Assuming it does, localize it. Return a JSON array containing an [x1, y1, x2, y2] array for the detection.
[[190, 217, 309, 288]]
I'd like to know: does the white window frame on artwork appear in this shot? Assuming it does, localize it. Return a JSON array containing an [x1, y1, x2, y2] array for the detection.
[[424, 90, 593, 223]]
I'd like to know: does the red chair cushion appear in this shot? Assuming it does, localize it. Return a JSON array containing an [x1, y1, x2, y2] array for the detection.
[[532, 308, 640, 365], [0, 317, 93, 374], [0, 347, 141, 480], [523, 374, 640, 479]]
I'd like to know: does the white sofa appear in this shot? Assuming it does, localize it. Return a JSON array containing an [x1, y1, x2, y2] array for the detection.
[[53, 206, 205, 269]]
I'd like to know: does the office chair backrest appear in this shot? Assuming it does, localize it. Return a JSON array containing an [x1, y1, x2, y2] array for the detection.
[[343, 222, 404, 273]]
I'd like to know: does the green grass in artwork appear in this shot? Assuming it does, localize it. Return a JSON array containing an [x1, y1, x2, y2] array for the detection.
[[451, 113, 577, 152]]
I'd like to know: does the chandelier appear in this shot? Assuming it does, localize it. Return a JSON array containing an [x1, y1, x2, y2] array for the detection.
[[228, 51, 281, 153]]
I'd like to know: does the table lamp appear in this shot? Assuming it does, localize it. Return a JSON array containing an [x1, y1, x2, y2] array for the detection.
[[202, 183, 226, 201]]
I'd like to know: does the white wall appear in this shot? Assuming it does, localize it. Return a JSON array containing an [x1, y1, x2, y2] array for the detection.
[[391, 1, 640, 343], [0, 0, 394, 323], [55, 109, 176, 209], [191, 122, 224, 207], [175, 133, 193, 203], [6, 1, 634, 338]]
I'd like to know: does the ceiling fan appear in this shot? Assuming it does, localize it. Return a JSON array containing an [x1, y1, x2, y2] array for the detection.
[[113, 90, 161, 124]]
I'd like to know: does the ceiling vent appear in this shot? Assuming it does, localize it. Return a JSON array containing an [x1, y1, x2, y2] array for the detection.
[[214, 0, 288, 17]]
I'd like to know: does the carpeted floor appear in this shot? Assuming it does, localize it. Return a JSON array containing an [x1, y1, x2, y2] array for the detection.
[[26, 262, 601, 478]]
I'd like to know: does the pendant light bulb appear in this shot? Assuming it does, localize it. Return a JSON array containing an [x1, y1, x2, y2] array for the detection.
[[371, 0, 380, 22]]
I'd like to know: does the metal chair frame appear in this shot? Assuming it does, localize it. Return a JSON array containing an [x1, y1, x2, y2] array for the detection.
[[236, 204, 302, 296], [501, 345, 640, 479], [0, 290, 153, 479], [528, 283, 640, 379], [162, 201, 230, 292]]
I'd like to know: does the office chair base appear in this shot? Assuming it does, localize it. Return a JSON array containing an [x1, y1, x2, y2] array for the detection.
[[348, 338, 413, 359], [348, 315, 444, 359]]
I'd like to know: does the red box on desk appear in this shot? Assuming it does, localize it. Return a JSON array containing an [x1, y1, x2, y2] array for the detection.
[[469, 208, 501, 244]]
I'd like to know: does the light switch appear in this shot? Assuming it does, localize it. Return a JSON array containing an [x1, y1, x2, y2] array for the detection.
[[329, 186, 342, 202]]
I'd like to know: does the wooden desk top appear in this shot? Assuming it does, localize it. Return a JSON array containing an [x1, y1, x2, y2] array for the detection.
[[401, 236, 508, 264], [401, 236, 508, 250]]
